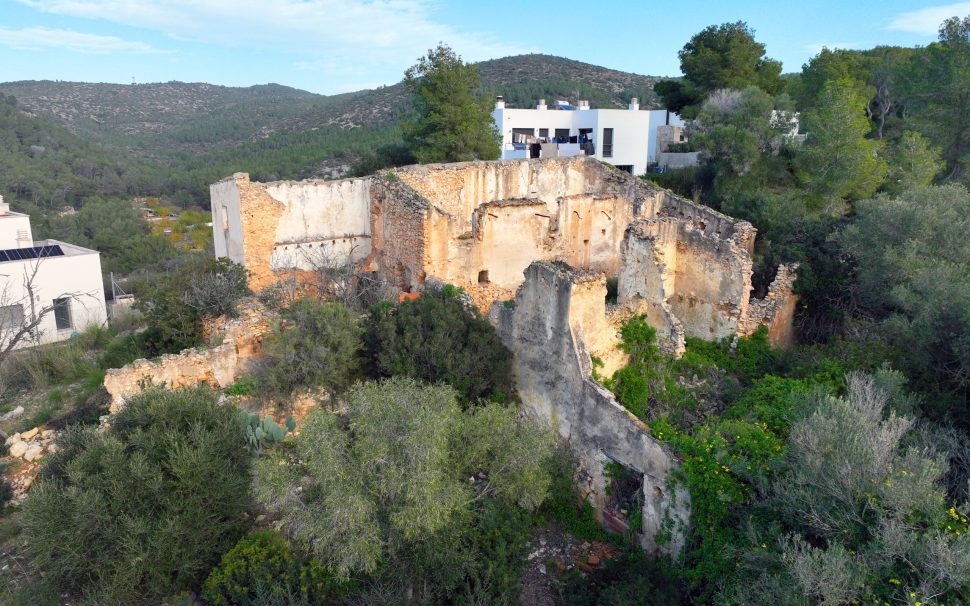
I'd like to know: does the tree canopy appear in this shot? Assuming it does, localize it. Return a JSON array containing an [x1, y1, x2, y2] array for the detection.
[[255, 377, 554, 580], [402, 44, 500, 164], [656, 21, 783, 116]]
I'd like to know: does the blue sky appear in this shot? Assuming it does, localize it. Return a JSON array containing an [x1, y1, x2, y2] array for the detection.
[[0, 1, 962, 95]]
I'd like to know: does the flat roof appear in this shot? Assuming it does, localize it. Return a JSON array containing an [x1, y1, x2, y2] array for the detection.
[[0, 239, 99, 265]]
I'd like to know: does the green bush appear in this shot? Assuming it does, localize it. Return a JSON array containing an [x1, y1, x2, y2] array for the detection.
[[0, 476, 12, 509], [259, 297, 363, 395], [98, 331, 149, 370], [202, 531, 347, 606], [135, 255, 249, 356], [363, 288, 513, 405], [537, 447, 611, 542], [23, 387, 252, 603], [602, 316, 664, 418], [558, 549, 686, 606]]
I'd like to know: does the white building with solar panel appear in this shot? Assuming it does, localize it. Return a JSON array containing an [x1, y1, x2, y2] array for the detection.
[[0, 196, 107, 351]]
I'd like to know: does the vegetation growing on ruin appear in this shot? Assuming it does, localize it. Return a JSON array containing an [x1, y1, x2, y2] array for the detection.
[[5, 13, 970, 606]]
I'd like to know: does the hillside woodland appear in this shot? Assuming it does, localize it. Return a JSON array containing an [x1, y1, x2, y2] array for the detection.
[[1, 21, 969, 606]]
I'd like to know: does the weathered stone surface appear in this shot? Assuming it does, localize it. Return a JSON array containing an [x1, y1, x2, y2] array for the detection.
[[19, 427, 38, 440], [8, 440, 28, 458], [739, 263, 800, 348], [492, 262, 690, 556], [0, 405, 25, 422], [103, 298, 271, 412], [212, 157, 795, 347], [22, 444, 43, 462]]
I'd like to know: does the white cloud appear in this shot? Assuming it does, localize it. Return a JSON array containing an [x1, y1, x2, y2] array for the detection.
[[15, 1, 531, 73], [886, 2, 970, 35], [0, 26, 161, 53], [804, 41, 860, 55]]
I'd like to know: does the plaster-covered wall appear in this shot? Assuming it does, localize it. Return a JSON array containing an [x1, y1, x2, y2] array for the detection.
[[211, 157, 797, 348], [492, 261, 689, 554]]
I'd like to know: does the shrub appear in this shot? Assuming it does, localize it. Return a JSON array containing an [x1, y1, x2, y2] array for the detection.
[[0, 477, 12, 509], [259, 298, 363, 395], [363, 288, 514, 405], [136, 255, 249, 356], [98, 331, 149, 370], [202, 530, 347, 606], [603, 316, 664, 418], [22, 387, 252, 603], [557, 549, 686, 606], [537, 447, 611, 542], [255, 377, 553, 580]]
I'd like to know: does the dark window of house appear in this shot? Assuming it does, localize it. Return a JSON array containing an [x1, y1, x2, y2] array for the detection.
[[512, 127, 535, 137], [554, 128, 570, 140], [53, 297, 72, 331], [539, 128, 549, 138], [603, 128, 614, 157]]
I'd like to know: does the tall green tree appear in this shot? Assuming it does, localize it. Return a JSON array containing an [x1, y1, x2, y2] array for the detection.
[[797, 78, 887, 211], [900, 15, 970, 181], [884, 130, 944, 195], [402, 43, 499, 164], [656, 21, 784, 116], [839, 185, 970, 417], [691, 86, 797, 200]]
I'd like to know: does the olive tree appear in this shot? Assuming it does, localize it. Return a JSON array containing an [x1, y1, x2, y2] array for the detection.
[[254, 377, 554, 580]]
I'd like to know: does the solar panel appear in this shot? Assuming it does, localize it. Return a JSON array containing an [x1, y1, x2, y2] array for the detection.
[[0, 245, 64, 263]]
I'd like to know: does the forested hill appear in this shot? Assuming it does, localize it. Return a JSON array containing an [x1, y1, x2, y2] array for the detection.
[[0, 55, 667, 210]]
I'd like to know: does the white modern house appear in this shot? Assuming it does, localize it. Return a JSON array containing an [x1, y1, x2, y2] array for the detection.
[[491, 97, 685, 176], [0, 196, 107, 351]]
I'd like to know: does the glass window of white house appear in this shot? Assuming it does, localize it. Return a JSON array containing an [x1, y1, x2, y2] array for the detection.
[[53, 297, 73, 331]]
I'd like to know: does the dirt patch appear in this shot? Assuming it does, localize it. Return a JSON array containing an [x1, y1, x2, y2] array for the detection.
[[519, 524, 619, 606]]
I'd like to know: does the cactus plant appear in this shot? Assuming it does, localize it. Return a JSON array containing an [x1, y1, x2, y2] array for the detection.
[[239, 411, 296, 455]]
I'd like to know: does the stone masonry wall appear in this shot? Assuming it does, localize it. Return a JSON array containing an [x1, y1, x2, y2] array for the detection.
[[739, 263, 800, 348], [103, 300, 271, 411], [212, 157, 796, 346], [492, 262, 690, 555]]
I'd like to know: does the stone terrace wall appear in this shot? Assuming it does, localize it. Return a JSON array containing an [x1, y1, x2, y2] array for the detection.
[[492, 262, 689, 554], [103, 300, 271, 411]]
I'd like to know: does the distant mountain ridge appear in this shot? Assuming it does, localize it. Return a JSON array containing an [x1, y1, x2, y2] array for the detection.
[[0, 54, 670, 207]]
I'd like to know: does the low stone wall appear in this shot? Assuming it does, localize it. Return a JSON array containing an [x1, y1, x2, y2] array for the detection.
[[739, 263, 800, 348], [492, 261, 689, 555], [103, 299, 271, 412]]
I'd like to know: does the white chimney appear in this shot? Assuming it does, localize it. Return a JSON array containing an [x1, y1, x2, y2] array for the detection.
[[0, 195, 8, 216], [629, 97, 639, 111], [495, 95, 505, 110], [537, 98, 547, 110], [578, 100, 590, 111]]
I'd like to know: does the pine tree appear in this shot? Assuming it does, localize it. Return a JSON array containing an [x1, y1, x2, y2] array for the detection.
[[402, 44, 500, 164]]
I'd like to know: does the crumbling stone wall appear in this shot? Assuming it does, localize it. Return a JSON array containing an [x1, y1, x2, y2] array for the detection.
[[211, 157, 798, 346], [103, 300, 271, 411], [492, 262, 690, 555], [739, 263, 800, 348]]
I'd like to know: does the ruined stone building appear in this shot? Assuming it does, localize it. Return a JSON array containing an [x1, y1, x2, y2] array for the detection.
[[209, 156, 798, 552]]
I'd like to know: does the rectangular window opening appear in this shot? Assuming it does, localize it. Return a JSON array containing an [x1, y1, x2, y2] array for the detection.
[[53, 297, 73, 331], [603, 128, 614, 158]]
